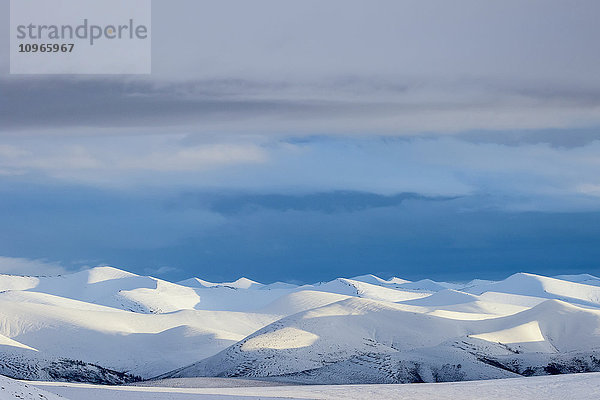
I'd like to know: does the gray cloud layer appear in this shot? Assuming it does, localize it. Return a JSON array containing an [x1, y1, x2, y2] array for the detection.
[[2, 77, 600, 140], [1, 0, 600, 137]]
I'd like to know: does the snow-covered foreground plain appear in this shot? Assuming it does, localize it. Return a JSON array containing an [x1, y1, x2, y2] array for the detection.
[[0, 375, 64, 400], [26, 373, 600, 400], [2, 266, 600, 385]]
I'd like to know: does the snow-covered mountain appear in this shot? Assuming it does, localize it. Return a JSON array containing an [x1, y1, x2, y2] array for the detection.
[[2, 267, 600, 385]]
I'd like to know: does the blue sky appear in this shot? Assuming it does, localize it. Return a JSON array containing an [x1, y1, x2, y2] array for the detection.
[[1, 0, 599, 282]]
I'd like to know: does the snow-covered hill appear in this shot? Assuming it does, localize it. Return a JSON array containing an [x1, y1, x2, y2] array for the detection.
[[2, 267, 600, 385]]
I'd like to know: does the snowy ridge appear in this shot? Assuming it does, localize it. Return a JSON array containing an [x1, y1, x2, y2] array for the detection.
[[2, 267, 600, 385]]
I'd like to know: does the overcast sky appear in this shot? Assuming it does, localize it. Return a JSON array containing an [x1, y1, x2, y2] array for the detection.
[[1, 0, 600, 282]]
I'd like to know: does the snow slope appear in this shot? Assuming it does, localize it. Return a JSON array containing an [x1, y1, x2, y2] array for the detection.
[[2, 267, 600, 385], [0, 375, 67, 400], [464, 273, 600, 308], [168, 295, 583, 381], [0, 296, 278, 378], [178, 277, 264, 290], [306, 278, 430, 302], [554, 273, 600, 287], [349, 274, 410, 287]]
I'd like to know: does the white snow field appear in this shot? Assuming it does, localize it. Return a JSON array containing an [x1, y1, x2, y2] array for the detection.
[[0, 375, 65, 400], [24, 372, 600, 400], [2, 266, 600, 387]]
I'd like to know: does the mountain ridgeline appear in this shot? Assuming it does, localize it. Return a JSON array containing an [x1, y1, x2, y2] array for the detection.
[[2, 267, 600, 384]]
